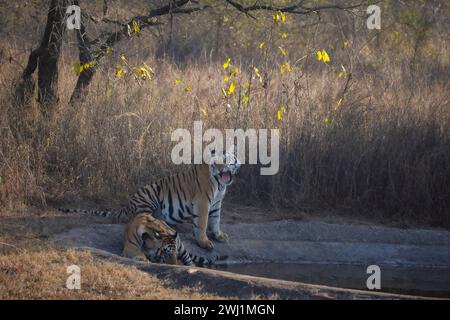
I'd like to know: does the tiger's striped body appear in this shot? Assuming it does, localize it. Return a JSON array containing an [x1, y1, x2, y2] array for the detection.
[[60, 148, 240, 250]]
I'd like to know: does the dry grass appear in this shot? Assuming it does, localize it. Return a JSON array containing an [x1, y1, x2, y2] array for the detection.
[[0, 249, 224, 299]]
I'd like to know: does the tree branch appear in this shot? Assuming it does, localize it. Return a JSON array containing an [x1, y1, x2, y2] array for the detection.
[[88, 0, 204, 51], [225, 0, 365, 15], [69, 1, 204, 103]]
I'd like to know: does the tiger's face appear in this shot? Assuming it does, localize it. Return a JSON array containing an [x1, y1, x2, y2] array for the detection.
[[208, 145, 241, 186], [139, 215, 178, 264]]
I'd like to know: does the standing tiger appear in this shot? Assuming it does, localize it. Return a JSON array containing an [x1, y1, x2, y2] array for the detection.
[[60, 147, 240, 250], [123, 213, 224, 266]]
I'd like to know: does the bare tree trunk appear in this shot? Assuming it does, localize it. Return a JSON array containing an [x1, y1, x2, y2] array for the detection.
[[37, 0, 67, 112], [15, 0, 67, 114], [12, 0, 67, 142], [15, 47, 42, 105]]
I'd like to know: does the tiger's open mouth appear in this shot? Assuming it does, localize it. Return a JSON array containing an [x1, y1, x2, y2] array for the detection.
[[218, 171, 233, 185]]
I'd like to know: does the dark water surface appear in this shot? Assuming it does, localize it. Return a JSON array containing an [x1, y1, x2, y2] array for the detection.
[[213, 263, 450, 298]]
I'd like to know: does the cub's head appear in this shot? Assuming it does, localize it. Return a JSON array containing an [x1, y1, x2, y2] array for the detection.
[[208, 144, 241, 186], [134, 213, 178, 264]]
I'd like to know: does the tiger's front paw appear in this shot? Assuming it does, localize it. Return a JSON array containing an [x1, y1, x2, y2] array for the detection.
[[212, 231, 229, 243], [197, 238, 214, 251]]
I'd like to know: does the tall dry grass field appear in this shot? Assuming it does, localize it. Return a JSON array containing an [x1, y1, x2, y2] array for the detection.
[[0, 0, 449, 227]]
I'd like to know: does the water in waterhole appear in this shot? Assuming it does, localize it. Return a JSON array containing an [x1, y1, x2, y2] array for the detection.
[[212, 263, 450, 298]]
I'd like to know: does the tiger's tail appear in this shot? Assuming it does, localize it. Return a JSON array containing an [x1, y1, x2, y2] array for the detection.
[[176, 238, 227, 267], [58, 208, 116, 218], [191, 254, 228, 267]]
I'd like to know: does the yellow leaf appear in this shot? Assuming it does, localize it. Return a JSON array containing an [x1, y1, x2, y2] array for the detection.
[[120, 54, 127, 61], [338, 64, 346, 78], [286, 63, 292, 72], [227, 82, 236, 95], [273, 12, 279, 22], [317, 49, 330, 63], [277, 106, 286, 121], [242, 93, 250, 103], [133, 66, 152, 80], [274, 11, 286, 23], [253, 67, 263, 83], [184, 85, 191, 92], [281, 32, 287, 39], [278, 46, 287, 56], [71, 62, 84, 75], [105, 47, 111, 55], [343, 39, 349, 49], [132, 20, 140, 34], [174, 79, 181, 85], [322, 49, 330, 63], [116, 65, 123, 78], [280, 63, 292, 75], [324, 116, 329, 126], [230, 67, 239, 76], [223, 57, 231, 69], [200, 106, 207, 116], [258, 41, 265, 49], [224, 76, 230, 82], [317, 51, 323, 61]]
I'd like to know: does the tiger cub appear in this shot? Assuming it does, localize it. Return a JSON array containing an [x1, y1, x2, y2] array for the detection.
[[60, 147, 240, 250], [123, 213, 223, 267]]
